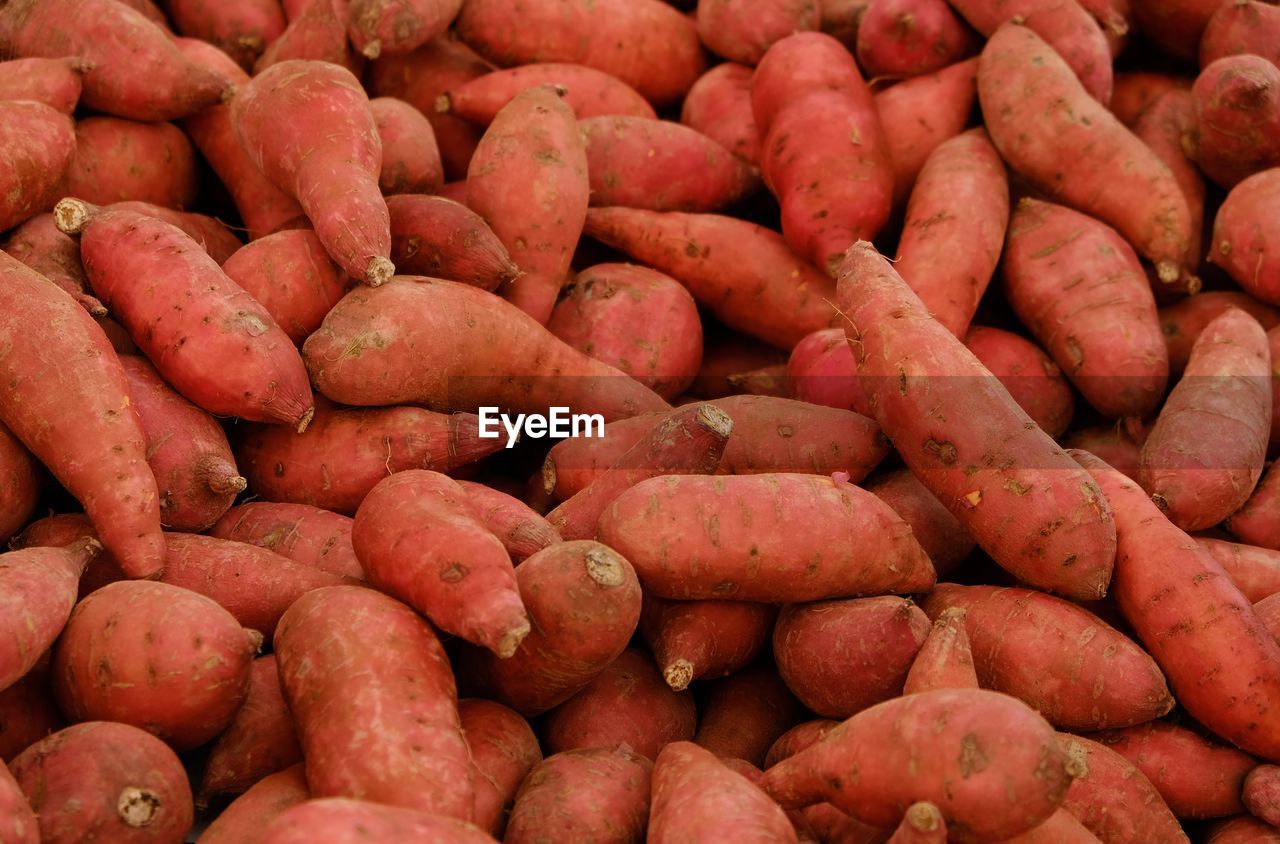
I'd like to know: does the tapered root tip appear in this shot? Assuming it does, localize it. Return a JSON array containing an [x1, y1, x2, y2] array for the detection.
[[540, 455, 557, 496], [245, 628, 265, 653], [664, 659, 694, 691], [937, 606, 967, 623], [585, 547, 626, 587], [295, 406, 315, 434], [1156, 261, 1180, 284], [696, 403, 734, 438], [117, 787, 161, 828], [905, 802, 943, 832], [219, 83, 238, 105], [77, 537, 104, 560], [362, 40, 382, 59], [366, 256, 395, 287], [496, 619, 531, 659], [53, 198, 91, 235], [208, 473, 248, 495], [435, 94, 451, 114]]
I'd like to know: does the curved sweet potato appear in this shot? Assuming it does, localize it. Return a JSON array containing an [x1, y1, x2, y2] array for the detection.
[[0, 540, 98, 693], [199, 655, 302, 800], [641, 597, 776, 690], [211, 502, 362, 580], [346, 0, 462, 59], [902, 606, 978, 693], [1057, 733, 1188, 843], [65, 117, 198, 210], [1, 213, 105, 316], [441, 63, 656, 123], [0, 101, 73, 233], [458, 699, 541, 835], [1160, 292, 1280, 374], [680, 62, 760, 165], [0, 56, 88, 113], [1195, 536, 1280, 602], [166, 0, 286, 69], [455, 481, 558, 562], [200, 765, 309, 844], [386, 194, 516, 290], [109, 200, 243, 264], [866, 470, 974, 577], [221, 228, 348, 346], [370, 97, 444, 195], [504, 748, 651, 844], [1133, 89, 1206, 273], [651, 741, 798, 843]]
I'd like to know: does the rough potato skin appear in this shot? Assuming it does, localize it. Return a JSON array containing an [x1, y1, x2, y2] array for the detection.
[[1200, 1, 1280, 69], [0, 423, 39, 547], [902, 606, 979, 693], [370, 96, 444, 195], [650, 742, 799, 843], [964, 325, 1075, 439], [1184, 55, 1280, 189], [457, 699, 541, 834], [1244, 765, 1280, 827], [109, 200, 243, 264], [346, 0, 462, 59], [0, 541, 97, 694], [211, 502, 362, 580], [837, 241, 1116, 601], [1210, 169, 1280, 304], [1228, 461, 1280, 550], [443, 63, 656, 123], [1195, 536, 1280, 602], [697, 0, 819, 65], [387, 194, 517, 290], [274, 586, 473, 819], [680, 62, 761, 165], [641, 598, 776, 690], [199, 655, 302, 800], [456, 481, 558, 561], [0, 56, 88, 113], [694, 663, 805, 767], [255, 0, 361, 73], [1, 213, 105, 316], [221, 229, 349, 346], [1057, 733, 1188, 843], [0, 100, 74, 233], [504, 748, 651, 844], [1160, 292, 1280, 374], [199, 765, 309, 844], [857, 0, 977, 78], [867, 470, 974, 577], [1134, 90, 1206, 270], [261, 798, 495, 844], [979, 24, 1194, 284]]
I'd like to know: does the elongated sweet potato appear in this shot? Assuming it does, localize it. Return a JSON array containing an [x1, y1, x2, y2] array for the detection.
[[10, 514, 119, 598], [641, 597, 776, 690], [0, 101, 73, 233], [211, 502, 362, 580], [253, 0, 361, 76], [262, 798, 494, 844], [776, 596, 930, 718], [1134, 90, 1206, 272], [1057, 733, 1188, 844], [457, 699, 540, 835], [1185, 56, 1280, 189], [0, 56, 88, 113], [221, 229, 348, 346], [694, 662, 805, 766], [680, 62, 760, 165], [232, 60, 393, 286], [857, 0, 977, 78], [467, 86, 588, 322], [1210, 169, 1280, 304], [979, 24, 1194, 285], [11, 721, 193, 844], [866, 470, 974, 576], [696, 0, 819, 65], [0, 663, 62, 762], [58, 201, 315, 430], [766, 720, 841, 768], [902, 606, 978, 693], [106, 200, 243, 265], [0, 422, 39, 547], [651, 741, 798, 843], [369, 96, 444, 195], [166, 0, 286, 69], [200, 655, 302, 800], [964, 325, 1075, 438], [1207, 815, 1280, 842], [0, 540, 98, 693], [504, 748, 651, 844], [441, 63, 656, 124], [838, 241, 1116, 600], [455, 481, 558, 562], [0, 0, 229, 121], [346, 0, 462, 59], [200, 765, 309, 844], [66, 117, 198, 210], [1195, 536, 1280, 602], [1161, 292, 1280, 374], [0, 250, 163, 578], [1, 213, 105, 316], [387, 194, 516, 290], [1201, 1, 1280, 69]]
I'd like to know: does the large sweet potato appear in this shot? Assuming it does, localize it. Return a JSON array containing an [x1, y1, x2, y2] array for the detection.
[[199, 655, 302, 800], [442, 62, 655, 124], [641, 598, 776, 690], [458, 699, 541, 835], [504, 748, 651, 844], [211, 502, 362, 580], [650, 741, 798, 843], [386, 193, 516, 290], [220, 229, 349, 346]]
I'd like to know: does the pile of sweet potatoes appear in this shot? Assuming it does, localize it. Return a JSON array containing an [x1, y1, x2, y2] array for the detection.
[[2, 0, 1280, 841]]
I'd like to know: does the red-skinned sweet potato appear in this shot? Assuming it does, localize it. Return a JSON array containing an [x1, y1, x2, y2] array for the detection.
[[786, 328, 871, 415], [680, 62, 760, 165], [1057, 733, 1188, 844], [1160, 292, 1280, 374], [167, 0, 286, 69], [0, 101, 74, 233], [211, 502, 362, 580], [1128, 0, 1222, 60], [885, 802, 947, 843], [386, 194, 517, 289], [1063, 424, 1146, 482], [458, 699, 540, 835], [1201, 1, 1280, 69], [856, 0, 977, 78], [0, 56, 88, 113], [503, 748, 652, 844], [866, 470, 975, 577], [10, 721, 193, 844], [254, 0, 362, 76], [1245, 765, 1280, 827], [0, 422, 39, 547], [1134, 90, 1206, 272], [696, 0, 818, 65], [65, 117, 198, 210], [0, 666, 63, 762], [641, 597, 777, 690], [964, 325, 1076, 438], [346, 0, 462, 59], [765, 720, 841, 768], [1210, 169, 1280, 304], [902, 606, 978, 693], [455, 481, 558, 561], [1185, 55, 1280, 189], [0, 540, 98, 693], [1195, 536, 1280, 602], [651, 741, 798, 843], [694, 662, 805, 766], [821, 0, 871, 41], [220, 227, 348, 343], [1111, 72, 1188, 125], [1207, 815, 1280, 842], [200, 764, 309, 844], [441, 63, 656, 123], [730, 363, 789, 397], [370, 97, 444, 195], [200, 655, 302, 801], [261, 798, 494, 844], [1, 213, 105, 316], [0, 758, 36, 844], [106, 200, 243, 265], [10, 514, 121, 599], [1227, 460, 1280, 550]]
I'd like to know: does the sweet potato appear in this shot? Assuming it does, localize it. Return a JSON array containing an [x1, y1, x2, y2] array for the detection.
[[0, 758, 35, 844], [254, 0, 361, 75], [1185, 56, 1280, 189], [1201, 1, 1280, 69], [1245, 765, 1280, 827], [504, 748, 651, 844], [200, 655, 302, 801], [1057, 733, 1188, 844], [370, 96, 444, 195], [680, 63, 760, 166], [866, 470, 975, 577], [457, 699, 540, 835], [167, 0, 286, 69], [641, 597, 776, 690], [58, 201, 315, 431], [1160, 292, 1280, 374], [822, 0, 871, 41], [700, 0, 820, 66], [1134, 90, 1206, 272], [838, 242, 1116, 600], [354, 470, 527, 656], [1005, 808, 1104, 843], [762, 689, 1072, 841], [1206, 815, 1280, 842], [979, 24, 1194, 285], [1075, 450, 1280, 761], [1090, 722, 1255, 819], [200, 765, 309, 844], [547, 263, 702, 400], [1258, 592, 1280, 642], [651, 741, 798, 843], [303, 277, 670, 421], [386, 194, 516, 290], [694, 662, 804, 766], [0, 56, 88, 113], [455, 481, 558, 562], [542, 648, 696, 760], [1128, 0, 1222, 60], [0, 101, 74, 233], [0, 0, 230, 121], [234, 397, 501, 513], [964, 325, 1075, 439], [232, 60, 394, 286], [10, 514, 118, 597], [775, 597, 930, 718], [727, 364, 789, 397], [786, 328, 871, 415], [10, 721, 193, 844], [0, 667, 62, 762], [0, 540, 98, 693], [64, 117, 198, 210], [53, 580, 258, 750], [689, 328, 789, 398], [580, 115, 759, 213], [1138, 309, 1270, 530], [346, 0, 462, 59], [466, 86, 588, 322], [108, 200, 243, 265], [1210, 169, 1280, 304], [441, 63, 656, 123], [1004, 198, 1168, 418], [873, 58, 978, 205], [1195, 536, 1280, 602], [455, 0, 704, 107], [902, 606, 978, 693], [1, 213, 105, 316], [0, 250, 163, 579], [583, 207, 837, 348], [0, 422, 39, 546], [261, 799, 494, 844], [1111, 72, 1188, 126], [598, 472, 933, 601], [1227, 462, 1280, 550], [766, 720, 841, 768], [856, 0, 978, 78], [211, 502, 362, 580], [1061, 424, 1145, 482]]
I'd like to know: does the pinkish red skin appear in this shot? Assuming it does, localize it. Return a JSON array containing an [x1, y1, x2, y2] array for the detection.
[[1260, 593, 1280, 642], [387, 194, 516, 290], [1161, 291, 1280, 374], [1002, 809, 1102, 844], [167, 0, 287, 69], [71, 206, 315, 429], [65, 117, 198, 210], [233, 397, 501, 514], [786, 328, 872, 415], [0, 758, 36, 844], [1227, 461, 1280, 550], [1201, 2, 1280, 70], [1, 213, 105, 316], [1130, 0, 1237, 61], [221, 229, 349, 346], [728, 364, 789, 397], [273, 586, 474, 819], [1063, 423, 1146, 482], [10, 721, 193, 844], [1210, 169, 1280, 304], [1195, 536, 1280, 602], [200, 655, 302, 800], [775, 597, 930, 718], [694, 663, 805, 767], [0, 0, 229, 121], [902, 606, 979, 693], [547, 263, 702, 400], [0, 422, 39, 546], [1077, 450, 1280, 761], [53, 580, 258, 751], [1186, 56, 1280, 189], [821, 0, 871, 43], [232, 60, 393, 286], [456, 481, 559, 561], [1110, 72, 1189, 126], [457, 699, 541, 835], [583, 207, 837, 348], [370, 97, 444, 195], [455, 0, 706, 107], [866, 470, 974, 577], [640, 598, 777, 690], [200, 765, 309, 844], [467, 86, 588, 323], [696, 0, 820, 65], [0, 660, 62, 762], [211, 502, 363, 580], [580, 116, 760, 212], [0, 101, 73, 232], [108, 201, 243, 265], [0, 251, 163, 579], [0, 56, 88, 113], [895, 129, 1008, 339], [1089, 722, 1255, 819], [0, 542, 98, 693], [680, 62, 760, 165], [1133, 89, 1205, 267], [11, 514, 123, 599], [1058, 733, 1190, 843], [365, 36, 492, 180], [856, 0, 979, 78], [1248, 765, 1280, 827], [1003, 198, 1169, 419], [1139, 309, 1271, 531], [765, 720, 840, 768], [443, 63, 656, 124], [262, 799, 495, 844], [346, 0, 462, 60], [543, 649, 696, 760], [254, 0, 362, 75], [1206, 815, 1280, 843], [922, 584, 1174, 730], [457, 541, 639, 715], [963, 325, 1075, 439], [873, 58, 978, 205], [650, 742, 798, 843], [504, 748, 652, 844], [1270, 325, 1280, 451]]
